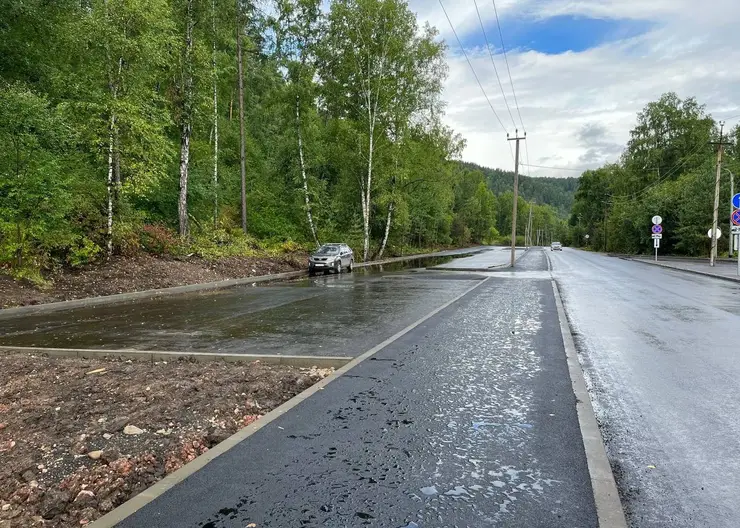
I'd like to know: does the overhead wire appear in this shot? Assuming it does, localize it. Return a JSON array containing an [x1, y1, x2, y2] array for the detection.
[[492, 0, 524, 132], [472, 0, 516, 130], [438, 0, 510, 138], [608, 141, 710, 203], [521, 163, 584, 172]]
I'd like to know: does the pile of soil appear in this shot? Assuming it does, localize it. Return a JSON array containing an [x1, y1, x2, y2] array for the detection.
[[0, 253, 309, 309], [0, 354, 332, 527]]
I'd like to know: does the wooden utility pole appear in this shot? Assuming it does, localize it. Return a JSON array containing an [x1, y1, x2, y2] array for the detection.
[[710, 122, 731, 266], [508, 130, 526, 267], [236, 0, 248, 234]]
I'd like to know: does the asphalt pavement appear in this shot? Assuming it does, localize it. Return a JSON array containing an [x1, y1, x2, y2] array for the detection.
[[550, 249, 740, 528], [114, 249, 598, 528], [0, 266, 482, 356]]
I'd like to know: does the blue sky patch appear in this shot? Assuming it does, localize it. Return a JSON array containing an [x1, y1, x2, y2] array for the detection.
[[463, 15, 653, 55]]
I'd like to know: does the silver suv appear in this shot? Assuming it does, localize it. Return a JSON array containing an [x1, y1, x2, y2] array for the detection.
[[551, 241, 563, 251], [309, 244, 354, 275]]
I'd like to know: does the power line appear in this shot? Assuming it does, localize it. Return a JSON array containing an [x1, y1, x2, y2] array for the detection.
[[473, 0, 516, 130], [491, 0, 524, 131], [438, 0, 510, 136], [609, 142, 709, 202], [521, 163, 584, 172]]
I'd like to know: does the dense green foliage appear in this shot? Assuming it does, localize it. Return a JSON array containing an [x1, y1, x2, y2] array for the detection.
[[461, 162, 579, 216], [570, 93, 739, 255], [0, 0, 568, 274]]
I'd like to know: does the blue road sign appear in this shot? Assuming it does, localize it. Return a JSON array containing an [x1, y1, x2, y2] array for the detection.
[[652, 224, 663, 234], [733, 193, 740, 209], [732, 210, 740, 226]]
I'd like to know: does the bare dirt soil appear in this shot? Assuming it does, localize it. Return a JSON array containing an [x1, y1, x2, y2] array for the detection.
[[0, 253, 309, 309], [0, 354, 332, 527]]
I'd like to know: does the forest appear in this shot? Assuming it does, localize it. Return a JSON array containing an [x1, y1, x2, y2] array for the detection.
[[0, 0, 569, 282], [569, 93, 740, 256]]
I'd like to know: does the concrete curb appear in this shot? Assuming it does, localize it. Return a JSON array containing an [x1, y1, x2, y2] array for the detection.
[[0, 270, 306, 319], [551, 280, 627, 528], [0, 346, 351, 370], [87, 276, 491, 528], [0, 249, 484, 319], [629, 258, 740, 284]]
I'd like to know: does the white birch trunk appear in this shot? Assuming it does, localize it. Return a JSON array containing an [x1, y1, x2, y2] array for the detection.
[[107, 113, 115, 259], [378, 201, 393, 259], [212, 0, 219, 228], [179, 0, 194, 238], [236, 2, 247, 234], [363, 126, 374, 262], [296, 97, 319, 247]]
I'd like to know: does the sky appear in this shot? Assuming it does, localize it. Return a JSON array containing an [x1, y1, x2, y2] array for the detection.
[[406, 0, 740, 178]]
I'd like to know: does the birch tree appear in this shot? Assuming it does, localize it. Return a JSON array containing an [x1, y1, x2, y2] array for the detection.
[[321, 0, 445, 261], [274, 0, 323, 247], [178, 0, 196, 238]]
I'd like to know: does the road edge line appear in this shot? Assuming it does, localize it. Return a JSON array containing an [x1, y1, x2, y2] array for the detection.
[[551, 280, 627, 528], [88, 276, 490, 528]]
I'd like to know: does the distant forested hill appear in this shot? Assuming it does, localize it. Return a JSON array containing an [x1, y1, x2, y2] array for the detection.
[[460, 162, 579, 216]]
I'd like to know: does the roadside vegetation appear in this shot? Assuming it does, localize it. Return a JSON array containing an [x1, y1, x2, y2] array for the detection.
[[569, 93, 740, 256], [0, 0, 568, 291]]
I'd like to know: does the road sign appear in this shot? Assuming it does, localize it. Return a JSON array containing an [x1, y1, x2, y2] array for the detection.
[[732, 226, 740, 234], [654, 238, 660, 248], [652, 233, 662, 239], [732, 193, 740, 209], [651, 224, 663, 234], [652, 215, 663, 225], [708, 228, 723, 239], [732, 210, 740, 226]]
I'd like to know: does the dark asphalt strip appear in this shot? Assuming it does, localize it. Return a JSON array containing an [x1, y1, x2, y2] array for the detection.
[[113, 277, 597, 528]]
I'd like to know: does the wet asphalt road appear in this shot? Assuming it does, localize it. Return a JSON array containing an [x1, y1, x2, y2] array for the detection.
[[550, 249, 740, 528], [0, 267, 482, 356], [118, 249, 597, 528]]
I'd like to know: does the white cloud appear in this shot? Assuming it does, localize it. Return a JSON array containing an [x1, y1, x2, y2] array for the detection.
[[409, 0, 740, 178]]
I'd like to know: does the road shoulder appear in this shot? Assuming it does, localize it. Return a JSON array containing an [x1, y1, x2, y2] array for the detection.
[[552, 279, 628, 528]]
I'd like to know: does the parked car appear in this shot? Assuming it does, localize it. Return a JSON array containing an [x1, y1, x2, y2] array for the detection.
[[551, 241, 563, 251], [309, 243, 354, 275]]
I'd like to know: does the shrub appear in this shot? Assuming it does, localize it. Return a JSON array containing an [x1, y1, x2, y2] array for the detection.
[[140, 225, 178, 255], [67, 238, 102, 267]]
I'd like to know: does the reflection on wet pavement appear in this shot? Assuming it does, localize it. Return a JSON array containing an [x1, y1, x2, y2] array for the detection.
[[0, 263, 483, 356], [118, 253, 598, 528]]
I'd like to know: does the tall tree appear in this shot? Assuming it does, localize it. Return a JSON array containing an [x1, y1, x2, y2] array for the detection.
[[273, 0, 324, 247], [320, 0, 445, 261], [236, 0, 248, 234], [178, 0, 196, 237]]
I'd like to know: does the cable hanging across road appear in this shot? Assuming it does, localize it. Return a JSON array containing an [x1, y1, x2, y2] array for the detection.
[[438, 0, 510, 136], [492, 0, 525, 132], [473, 0, 516, 130]]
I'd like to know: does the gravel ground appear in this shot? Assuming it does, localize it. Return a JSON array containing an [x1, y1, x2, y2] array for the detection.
[[0, 354, 332, 527]]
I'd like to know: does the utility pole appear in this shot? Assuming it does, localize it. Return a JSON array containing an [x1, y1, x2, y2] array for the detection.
[[710, 122, 731, 266], [525, 203, 533, 248], [508, 130, 526, 267]]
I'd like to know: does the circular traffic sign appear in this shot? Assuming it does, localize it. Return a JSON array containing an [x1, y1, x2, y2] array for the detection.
[[732, 210, 740, 226], [708, 228, 723, 239], [652, 215, 663, 225], [651, 224, 663, 234], [733, 193, 740, 209]]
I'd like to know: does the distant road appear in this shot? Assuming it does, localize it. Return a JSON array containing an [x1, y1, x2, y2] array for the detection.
[[551, 249, 740, 527]]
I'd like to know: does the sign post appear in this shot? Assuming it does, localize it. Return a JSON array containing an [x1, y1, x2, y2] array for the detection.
[[651, 217, 663, 262], [733, 208, 740, 276]]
